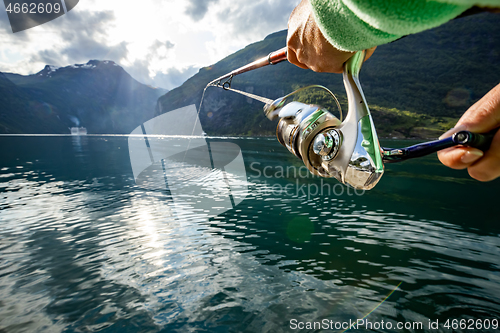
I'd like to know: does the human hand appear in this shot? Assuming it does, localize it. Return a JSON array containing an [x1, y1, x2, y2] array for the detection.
[[438, 83, 500, 181], [286, 0, 376, 73]]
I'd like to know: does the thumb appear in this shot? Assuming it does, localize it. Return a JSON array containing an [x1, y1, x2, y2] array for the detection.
[[364, 46, 377, 62]]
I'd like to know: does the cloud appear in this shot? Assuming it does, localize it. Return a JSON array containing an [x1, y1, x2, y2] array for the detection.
[[185, 0, 219, 21], [26, 10, 129, 67], [149, 40, 175, 52], [120, 39, 179, 89], [58, 10, 128, 63], [147, 39, 175, 62], [28, 49, 62, 66], [123, 58, 199, 90], [194, 0, 299, 63], [215, 0, 298, 40], [153, 66, 200, 90]]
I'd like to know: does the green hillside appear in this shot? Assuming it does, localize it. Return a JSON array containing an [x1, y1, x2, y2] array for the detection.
[[0, 72, 67, 133]]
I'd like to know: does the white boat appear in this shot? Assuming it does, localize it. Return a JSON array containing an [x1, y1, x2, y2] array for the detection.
[[70, 127, 88, 135]]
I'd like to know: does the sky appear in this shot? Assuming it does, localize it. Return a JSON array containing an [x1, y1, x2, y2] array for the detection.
[[0, 0, 300, 90]]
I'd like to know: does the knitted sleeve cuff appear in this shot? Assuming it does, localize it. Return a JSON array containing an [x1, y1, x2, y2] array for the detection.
[[309, 0, 471, 52]]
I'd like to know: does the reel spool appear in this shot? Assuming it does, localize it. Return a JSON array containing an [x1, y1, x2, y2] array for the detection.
[[264, 51, 385, 190]]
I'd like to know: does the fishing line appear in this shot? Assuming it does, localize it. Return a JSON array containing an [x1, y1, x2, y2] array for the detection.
[[221, 87, 274, 105], [192, 82, 273, 142], [341, 281, 403, 333], [183, 84, 211, 164]]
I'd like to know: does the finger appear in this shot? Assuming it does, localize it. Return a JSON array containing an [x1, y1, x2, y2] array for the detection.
[[311, 55, 345, 73], [437, 146, 483, 170], [286, 48, 309, 70], [467, 129, 500, 181], [286, 0, 311, 70], [364, 46, 377, 61], [308, 57, 343, 73]]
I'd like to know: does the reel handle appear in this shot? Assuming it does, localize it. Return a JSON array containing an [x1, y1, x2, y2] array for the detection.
[[382, 127, 499, 163]]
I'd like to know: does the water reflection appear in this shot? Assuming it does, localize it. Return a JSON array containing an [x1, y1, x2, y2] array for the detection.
[[0, 136, 499, 332], [71, 135, 88, 155]]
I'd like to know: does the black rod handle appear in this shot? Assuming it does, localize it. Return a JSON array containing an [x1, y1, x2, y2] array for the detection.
[[453, 128, 498, 151]]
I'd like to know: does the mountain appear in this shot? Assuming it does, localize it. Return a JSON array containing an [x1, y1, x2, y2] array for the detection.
[[1, 61, 167, 134], [156, 12, 500, 138], [0, 72, 65, 133]]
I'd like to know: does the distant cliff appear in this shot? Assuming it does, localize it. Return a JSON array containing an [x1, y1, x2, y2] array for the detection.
[[1, 60, 166, 134], [156, 13, 500, 138]]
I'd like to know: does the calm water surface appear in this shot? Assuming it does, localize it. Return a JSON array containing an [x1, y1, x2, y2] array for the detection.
[[0, 136, 499, 332]]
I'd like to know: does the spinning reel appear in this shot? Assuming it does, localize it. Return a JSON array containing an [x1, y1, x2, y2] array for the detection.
[[208, 48, 497, 190]]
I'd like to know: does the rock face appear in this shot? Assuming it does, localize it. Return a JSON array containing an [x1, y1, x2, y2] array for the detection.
[[156, 13, 500, 138], [1, 61, 167, 134]]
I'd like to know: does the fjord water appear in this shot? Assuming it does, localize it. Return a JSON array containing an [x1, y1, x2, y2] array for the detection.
[[1, 136, 499, 332]]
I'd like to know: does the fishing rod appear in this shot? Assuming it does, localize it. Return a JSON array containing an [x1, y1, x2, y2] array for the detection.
[[207, 48, 498, 190], [208, 47, 288, 90]]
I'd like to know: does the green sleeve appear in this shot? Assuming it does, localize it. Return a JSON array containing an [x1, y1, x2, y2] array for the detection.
[[308, 0, 497, 52]]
